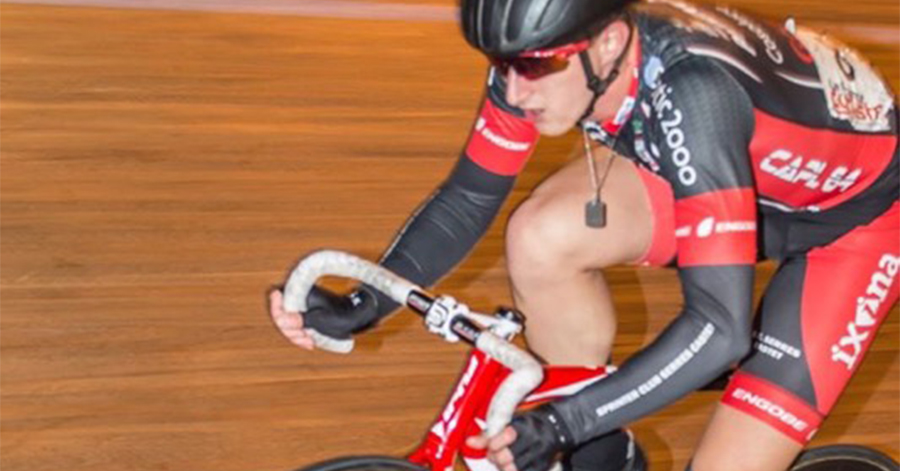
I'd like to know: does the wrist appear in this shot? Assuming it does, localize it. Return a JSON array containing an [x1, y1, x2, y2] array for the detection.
[[536, 403, 576, 451], [508, 403, 578, 471]]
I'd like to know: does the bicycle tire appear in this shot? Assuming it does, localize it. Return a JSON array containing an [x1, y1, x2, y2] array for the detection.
[[292, 455, 429, 471], [791, 445, 899, 471]]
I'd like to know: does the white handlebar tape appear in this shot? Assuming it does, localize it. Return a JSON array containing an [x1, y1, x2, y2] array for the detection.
[[283, 250, 543, 443], [476, 332, 544, 437], [282, 250, 422, 353]]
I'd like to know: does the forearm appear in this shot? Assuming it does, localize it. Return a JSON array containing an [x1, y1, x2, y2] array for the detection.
[[553, 266, 755, 443], [368, 155, 516, 317]]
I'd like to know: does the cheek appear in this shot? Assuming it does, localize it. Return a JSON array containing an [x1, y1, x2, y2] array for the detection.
[[550, 67, 588, 108], [547, 83, 588, 123]]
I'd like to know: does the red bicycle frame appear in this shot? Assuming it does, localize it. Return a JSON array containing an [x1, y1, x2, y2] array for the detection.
[[280, 250, 612, 471], [408, 349, 612, 471]]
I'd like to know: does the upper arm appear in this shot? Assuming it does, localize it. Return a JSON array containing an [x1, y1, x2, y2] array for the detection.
[[648, 58, 759, 348], [462, 67, 540, 177], [647, 58, 758, 268]]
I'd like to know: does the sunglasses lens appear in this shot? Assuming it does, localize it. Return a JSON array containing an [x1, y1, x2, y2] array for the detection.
[[492, 56, 570, 80], [521, 57, 570, 79]]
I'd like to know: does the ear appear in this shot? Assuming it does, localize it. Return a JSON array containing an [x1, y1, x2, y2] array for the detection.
[[597, 20, 630, 61]]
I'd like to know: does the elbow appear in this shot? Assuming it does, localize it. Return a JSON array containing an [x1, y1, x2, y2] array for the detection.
[[698, 329, 750, 384], [695, 316, 752, 376], [718, 320, 753, 367], [724, 332, 753, 366]]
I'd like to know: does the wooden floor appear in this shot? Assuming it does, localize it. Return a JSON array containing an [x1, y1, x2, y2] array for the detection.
[[1, 1, 897, 470]]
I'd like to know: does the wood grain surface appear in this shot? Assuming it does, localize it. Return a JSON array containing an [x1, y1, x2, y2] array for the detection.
[[1, 2, 897, 470]]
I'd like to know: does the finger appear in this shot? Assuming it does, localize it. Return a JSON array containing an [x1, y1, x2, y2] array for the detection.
[[274, 312, 304, 331], [269, 290, 284, 311], [287, 330, 315, 349], [268, 291, 286, 318], [488, 447, 516, 469], [487, 427, 517, 452], [269, 291, 302, 327], [268, 290, 315, 350], [466, 435, 489, 450], [281, 326, 315, 349], [282, 328, 315, 350]]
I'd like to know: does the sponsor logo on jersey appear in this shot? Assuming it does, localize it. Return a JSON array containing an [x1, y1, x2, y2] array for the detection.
[[829, 83, 889, 125], [614, 97, 637, 127], [753, 331, 802, 361], [675, 217, 756, 239], [731, 388, 809, 432], [431, 356, 480, 456], [475, 117, 532, 152], [583, 121, 616, 147], [632, 120, 661, 172], [831, 254, 899, 370], [759, 149, 862, 193], [643, 56, 665, 89], [794, 28, 894, 132], [595, 323, 714, 418], [650, 82, 697, 186]]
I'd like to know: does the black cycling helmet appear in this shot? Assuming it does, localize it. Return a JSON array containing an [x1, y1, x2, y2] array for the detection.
[[461, 0, 636, 58]]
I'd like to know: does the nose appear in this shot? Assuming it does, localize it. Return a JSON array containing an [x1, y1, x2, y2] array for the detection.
[[504, 68, 533, 107]]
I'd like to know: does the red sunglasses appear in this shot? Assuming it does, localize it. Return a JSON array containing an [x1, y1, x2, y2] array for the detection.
[[491, 40, 590, 80]]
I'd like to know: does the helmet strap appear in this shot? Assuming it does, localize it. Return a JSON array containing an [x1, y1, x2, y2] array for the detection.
[[576, 21, 634, 126]]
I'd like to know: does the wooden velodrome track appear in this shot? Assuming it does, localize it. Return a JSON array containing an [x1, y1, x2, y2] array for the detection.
[[1, 0, 897, 470]]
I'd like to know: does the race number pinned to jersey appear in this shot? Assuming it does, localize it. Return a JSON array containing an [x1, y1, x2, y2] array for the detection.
[[795, 28, 894, 132]]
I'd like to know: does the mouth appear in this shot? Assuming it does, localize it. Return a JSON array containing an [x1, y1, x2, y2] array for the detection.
[[523, 109, 543, 122]]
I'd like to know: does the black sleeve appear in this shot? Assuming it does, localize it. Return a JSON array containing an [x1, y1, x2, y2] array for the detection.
[[368, 155, 517, 315], [366, 68, 539, 317], [552, 58, 759, 443], [554, 265, 755, 441]]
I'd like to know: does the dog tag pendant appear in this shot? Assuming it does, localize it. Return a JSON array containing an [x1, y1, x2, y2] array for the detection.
[[585, 198, 606, 228]]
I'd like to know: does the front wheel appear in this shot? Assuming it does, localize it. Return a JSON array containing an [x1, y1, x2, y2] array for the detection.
[[293, 456, 429, 471], [791, 445, 899, 471]]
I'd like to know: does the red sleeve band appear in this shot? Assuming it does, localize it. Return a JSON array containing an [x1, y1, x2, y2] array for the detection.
[[722, 371, 823, 444], [675, 188, 757, 266], [464, 98, 539, 176]]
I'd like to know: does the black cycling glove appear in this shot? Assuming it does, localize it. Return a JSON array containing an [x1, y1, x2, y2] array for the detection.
[[301, 285, 381, 340], [509, 404, 576, 471]]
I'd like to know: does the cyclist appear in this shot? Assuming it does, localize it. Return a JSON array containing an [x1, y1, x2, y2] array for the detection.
[[269, 0, 899, 470]]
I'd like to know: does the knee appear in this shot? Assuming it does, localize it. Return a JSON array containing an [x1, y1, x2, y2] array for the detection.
[[506, 196, 582, 279]]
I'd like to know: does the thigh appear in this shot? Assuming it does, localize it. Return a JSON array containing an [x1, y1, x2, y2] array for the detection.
[[507, 154, 663, 364], [693, 202, 900, 471]]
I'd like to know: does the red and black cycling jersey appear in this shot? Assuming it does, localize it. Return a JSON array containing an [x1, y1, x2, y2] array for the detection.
[[549, 0, 898, 442], [371, 0, 898, 445]]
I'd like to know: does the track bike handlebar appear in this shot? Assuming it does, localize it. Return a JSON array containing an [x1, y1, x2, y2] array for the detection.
[[281, 249, 543, 436]]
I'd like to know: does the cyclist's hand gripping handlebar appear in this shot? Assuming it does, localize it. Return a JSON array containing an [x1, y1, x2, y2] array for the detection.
[[280, 249, 543, 436], [282, 250, 420, 353]]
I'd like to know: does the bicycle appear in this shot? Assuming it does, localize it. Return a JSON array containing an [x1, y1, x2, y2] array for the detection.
[[278, 250, 899, 471]]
